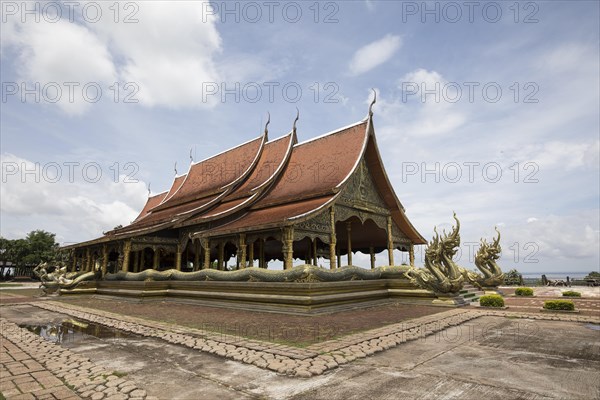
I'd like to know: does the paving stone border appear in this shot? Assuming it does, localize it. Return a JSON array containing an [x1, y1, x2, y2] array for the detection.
[[0, 318, 155, 400], [24, 301, 599, 378]]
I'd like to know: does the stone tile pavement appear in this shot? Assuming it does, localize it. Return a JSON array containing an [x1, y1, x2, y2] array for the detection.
[[26, 301, 600, 378], [0, 318, 154, 400]]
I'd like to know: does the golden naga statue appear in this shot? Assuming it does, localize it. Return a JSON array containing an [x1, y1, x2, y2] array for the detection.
[[471, 227, 505, 288], [406, 213, 464, 295]]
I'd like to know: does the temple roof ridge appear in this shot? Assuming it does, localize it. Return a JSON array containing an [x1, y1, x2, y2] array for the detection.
[[294, 119, 366, 147]]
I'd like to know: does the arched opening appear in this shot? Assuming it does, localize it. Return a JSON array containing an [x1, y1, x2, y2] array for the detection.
[[336, 217, 388, 268]]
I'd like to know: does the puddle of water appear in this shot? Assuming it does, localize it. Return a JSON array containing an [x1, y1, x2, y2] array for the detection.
[[20, 318, 137, 344], [584, 324, 600, 331]]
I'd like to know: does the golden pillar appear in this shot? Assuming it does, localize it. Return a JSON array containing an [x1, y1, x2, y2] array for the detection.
[[259, 239, 265, 268], [122, 240, 131, 272], [71, 251, 77, 272], [329, 207, 337, 269], [370, 246, 375, 269], [175, 244, 182, 271], [248, 240, 254, 267], [153, 247, 160, 269], [409, 243, 415, 267], [202, 238, 210, 269], [387, 216, 394, 266], [194, 240, 200, 271], [239, 234, 247, 269], [282, 227, 294, 270], [346, 222, 352, 266], [86, 248, 91, 271], [218, 242, 224, 270], [102, 245, 108, 275]]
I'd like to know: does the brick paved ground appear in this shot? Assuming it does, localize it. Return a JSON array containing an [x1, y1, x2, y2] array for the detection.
[[0, 318, 154, 400]]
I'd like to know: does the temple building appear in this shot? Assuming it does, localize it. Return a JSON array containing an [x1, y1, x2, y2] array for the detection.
[[64, 107, 426, 274]]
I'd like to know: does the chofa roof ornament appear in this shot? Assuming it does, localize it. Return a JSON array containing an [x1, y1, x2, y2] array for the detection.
[[368, 88, 376, 117], [292, 107, 299, 133], [264, 112, 270, 138]]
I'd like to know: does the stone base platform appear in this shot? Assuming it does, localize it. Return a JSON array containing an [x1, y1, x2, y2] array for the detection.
[[59, 279, 437, 315]]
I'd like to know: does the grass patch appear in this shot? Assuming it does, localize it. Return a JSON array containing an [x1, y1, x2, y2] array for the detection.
[[562, 290, 581, 297], [0, 283, 22, 287], [112, 371, 128, 378]]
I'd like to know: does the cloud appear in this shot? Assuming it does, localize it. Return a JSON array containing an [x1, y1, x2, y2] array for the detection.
[[89, 2, 222, 108], [509, 140, 599, 171], [348, 34, 402, 76], [0, 153, 148, 243], [1, 2, 223, 114], [2, 16, 117, 115]]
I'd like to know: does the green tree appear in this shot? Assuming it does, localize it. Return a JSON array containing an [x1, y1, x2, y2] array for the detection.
[[22, 230, 59, 265]]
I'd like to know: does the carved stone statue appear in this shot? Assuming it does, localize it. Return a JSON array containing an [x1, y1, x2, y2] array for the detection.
[[405, 213, 464, 297], [458, 227, 505, 292], [34, 261, 96, 295]]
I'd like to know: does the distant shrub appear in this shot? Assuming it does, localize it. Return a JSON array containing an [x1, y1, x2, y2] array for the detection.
[[584, 271, 600, 280], [515, 287, 534, 296], [543, 300, 575, 311], [503, 269, 523, 286], [480, 294, 505, 308], [562, 290, 581, 297]]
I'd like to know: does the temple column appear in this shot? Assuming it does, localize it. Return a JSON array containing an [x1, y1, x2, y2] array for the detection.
[[312, 239, 317, 266], [102, 245, 108, 275], [282, 227, 294, 270], [218, 242, 224, 270], [387, 216, 394, 266], [346, 222, 352, 266], [86, 248, 91, 271], [258, 239, 264, 268], [409, 243, 415, 267], [194, 240, 200, 271], [71, 251, 77, 272], [175, 244, 182, 271], [239, 234, 247, 269], [202, 238, 210, 269], [370, 246, 376, 269], [122, 240, 131, 272], [248, 240, 254, 268], [337, 248, 341, 268], [133, 251, 139, 273], [153, 247, 160, 269], [329, 207, 337, 269]]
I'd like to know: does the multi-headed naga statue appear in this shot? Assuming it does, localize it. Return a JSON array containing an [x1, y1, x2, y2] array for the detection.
[[473, 227, 505, 287], [406, 213, 464, 295], [34, 262, 97, 295]]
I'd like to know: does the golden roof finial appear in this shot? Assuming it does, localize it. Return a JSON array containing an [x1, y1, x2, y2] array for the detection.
[[264, 112, 270, 137], [293, 107, 299, 133], [368, 88, 377, 117]]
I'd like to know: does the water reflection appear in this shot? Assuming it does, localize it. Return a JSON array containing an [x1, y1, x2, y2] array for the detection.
[[21, 319, 135, 344]]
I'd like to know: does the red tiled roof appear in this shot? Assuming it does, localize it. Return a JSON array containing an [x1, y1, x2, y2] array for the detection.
[[227, 133, 293, 199], [133, 191, 168, 222], [205, 195, 336, 235], [154, 136, 264, 210], [257, 121, 367, 208]]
